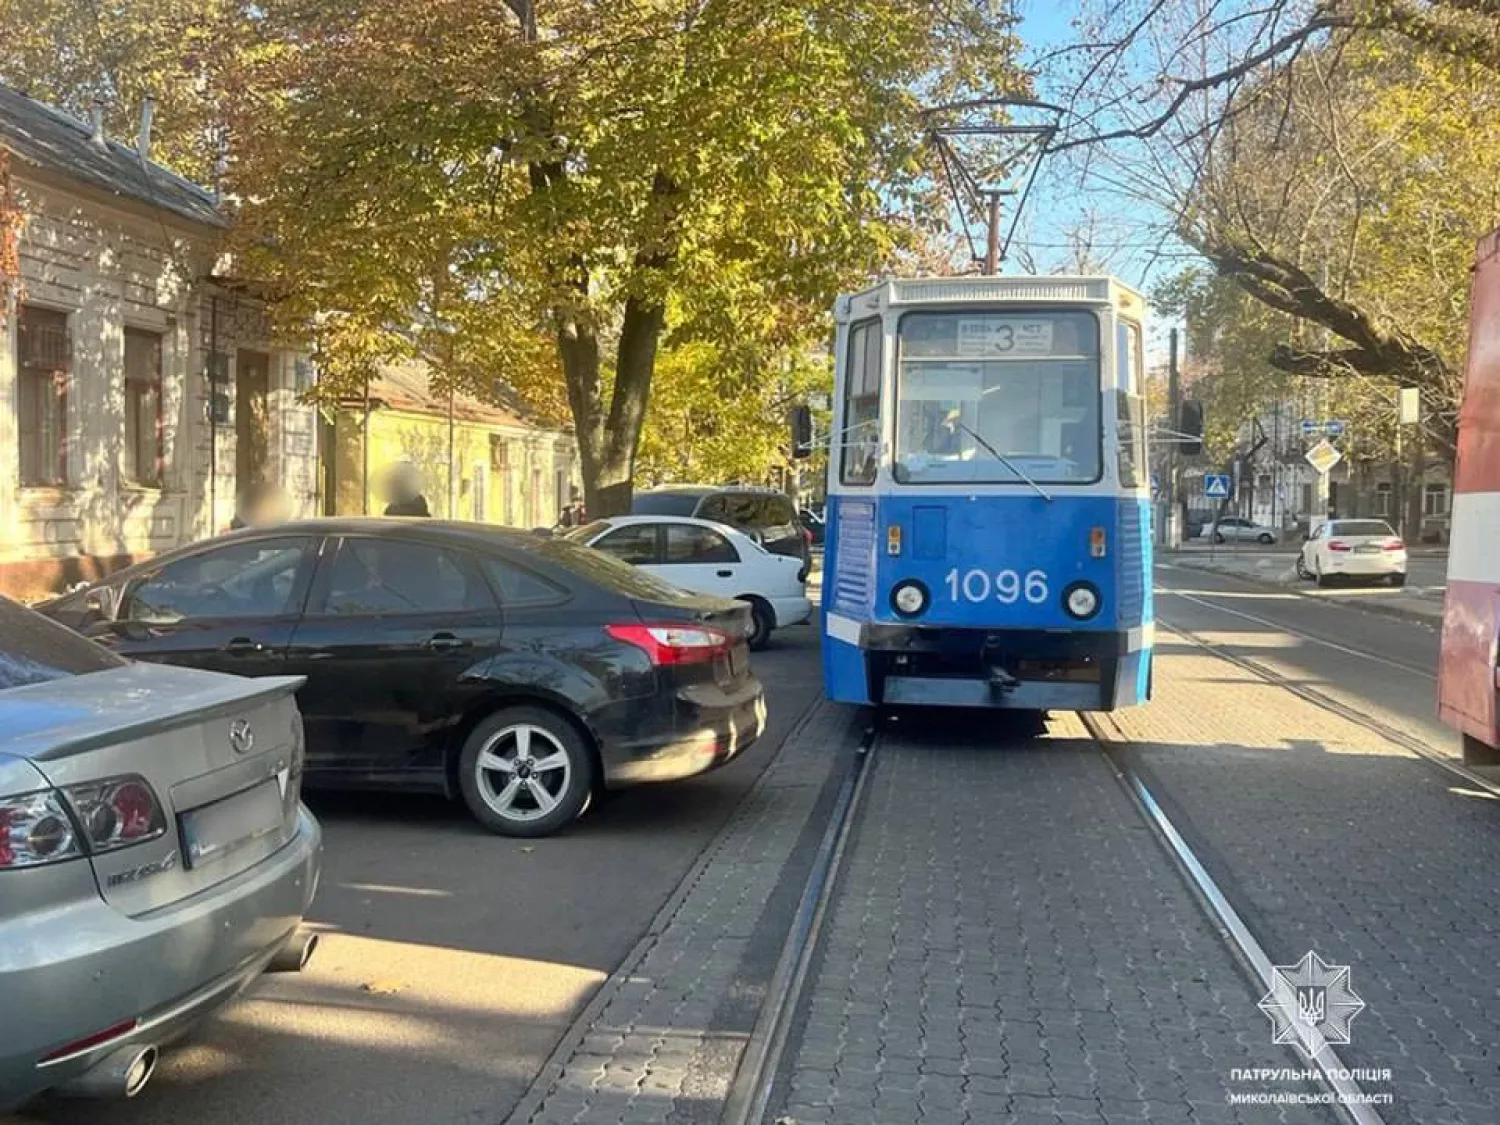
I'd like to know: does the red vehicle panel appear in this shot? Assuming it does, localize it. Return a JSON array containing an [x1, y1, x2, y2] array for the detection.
[[1439, 230, 1500, 754]]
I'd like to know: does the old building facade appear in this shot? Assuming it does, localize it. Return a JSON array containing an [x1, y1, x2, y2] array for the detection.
[[0, 85, 320, 598]]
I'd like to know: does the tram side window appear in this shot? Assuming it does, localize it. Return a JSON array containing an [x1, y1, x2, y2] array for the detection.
[[1117, 322, 1146, 488], [841, 320, 882, 485]]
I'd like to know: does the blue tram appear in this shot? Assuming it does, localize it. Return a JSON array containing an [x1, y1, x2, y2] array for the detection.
[[821, 276, 1153, 712]]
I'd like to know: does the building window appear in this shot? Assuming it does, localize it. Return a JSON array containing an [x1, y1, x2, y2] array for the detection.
[[1300, 484, 1314, 514], [1375, 482, 1392, 516], [17, 306, 70, 487], [1424, 483, 1449, 517], [124, 328, 164, 486]]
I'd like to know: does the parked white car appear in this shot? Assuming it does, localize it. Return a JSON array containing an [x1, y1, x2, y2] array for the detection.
[[567, 516, 812, 650], [1200, 516, 1279, 544], [1297, 519, 1408, 587]]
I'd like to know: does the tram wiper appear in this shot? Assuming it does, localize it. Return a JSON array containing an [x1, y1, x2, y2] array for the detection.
[[954, 422, 1053, 502]]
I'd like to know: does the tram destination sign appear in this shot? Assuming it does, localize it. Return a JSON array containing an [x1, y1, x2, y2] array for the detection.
[[957, 317, 1055, 357]]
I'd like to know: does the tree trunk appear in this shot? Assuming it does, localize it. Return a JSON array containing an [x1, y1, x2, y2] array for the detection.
[[553, 297, 667, 519]]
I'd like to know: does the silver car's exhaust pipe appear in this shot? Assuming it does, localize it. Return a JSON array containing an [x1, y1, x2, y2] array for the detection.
[[54, 1043, 158, 1099], [267, 930, 319, 973]]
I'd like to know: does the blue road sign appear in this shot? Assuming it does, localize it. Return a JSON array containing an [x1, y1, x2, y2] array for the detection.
[[1151, 473, 1160, 497], [1204, 474, 1232, 499], [1301, 419, 1347, 438]]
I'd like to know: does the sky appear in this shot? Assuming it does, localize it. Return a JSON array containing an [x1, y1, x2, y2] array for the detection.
[[1003, 0, 1192, 361], [1000, 0, 1196, 294]]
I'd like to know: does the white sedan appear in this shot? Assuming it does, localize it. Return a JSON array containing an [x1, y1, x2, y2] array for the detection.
[[1297, 519, 1408, 586], [566, 515, 812, 650]]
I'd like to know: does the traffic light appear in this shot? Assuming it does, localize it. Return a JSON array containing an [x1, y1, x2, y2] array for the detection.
[[1178, 400, 1203, 456], [790, 404, 813, 459]]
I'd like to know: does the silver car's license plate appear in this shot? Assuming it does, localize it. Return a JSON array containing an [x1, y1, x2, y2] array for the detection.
[[182, 780, 283, 868], [1354, 544, 1381, 553]]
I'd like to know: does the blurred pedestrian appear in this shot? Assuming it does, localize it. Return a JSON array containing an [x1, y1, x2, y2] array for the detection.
[[383, 460, 431, 517], [230, 482, 291, 530]]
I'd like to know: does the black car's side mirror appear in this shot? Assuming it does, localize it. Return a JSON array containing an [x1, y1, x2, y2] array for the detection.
[[790, 405, 813, 459]]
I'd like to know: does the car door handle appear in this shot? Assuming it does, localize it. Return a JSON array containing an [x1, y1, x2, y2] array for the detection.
[[425, 633, 472, 652], [223, 637, 266, 656], [716, 570, 734, 578]]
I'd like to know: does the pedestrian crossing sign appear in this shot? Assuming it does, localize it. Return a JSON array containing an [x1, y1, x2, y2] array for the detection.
[[1204, 474, 1231, 499]]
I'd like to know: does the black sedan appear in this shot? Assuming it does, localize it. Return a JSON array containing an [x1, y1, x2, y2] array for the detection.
[[39, 520, 768, 837]]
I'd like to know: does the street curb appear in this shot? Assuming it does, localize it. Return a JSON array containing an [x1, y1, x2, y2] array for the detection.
[[498, 691, 835, 1125], [1164, 558, 1444, 628]]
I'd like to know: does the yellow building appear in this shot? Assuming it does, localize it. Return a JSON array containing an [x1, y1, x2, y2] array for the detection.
[[327, 363, 579, 531], [323, 361, 579, 528]]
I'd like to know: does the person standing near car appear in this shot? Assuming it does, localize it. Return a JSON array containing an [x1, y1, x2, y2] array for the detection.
[[383, 460, 432, 517]]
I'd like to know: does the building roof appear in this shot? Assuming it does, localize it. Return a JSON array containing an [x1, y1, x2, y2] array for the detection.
[[365, 360, 551, 431], [0, 83, 225, 228]]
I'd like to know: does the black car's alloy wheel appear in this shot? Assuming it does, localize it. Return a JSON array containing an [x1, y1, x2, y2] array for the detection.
[[459, 707, 594, 837]]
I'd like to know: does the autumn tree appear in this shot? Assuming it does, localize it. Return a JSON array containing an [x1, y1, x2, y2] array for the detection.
[[0, 0, 247, 182], [223, 0, 1026, 514]]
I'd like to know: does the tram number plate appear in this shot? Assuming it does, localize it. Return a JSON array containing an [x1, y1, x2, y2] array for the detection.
[[945, 568, 1049, 605]]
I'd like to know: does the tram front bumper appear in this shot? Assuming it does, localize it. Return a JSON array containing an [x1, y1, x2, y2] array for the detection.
[[854, 623, 1150, 711]]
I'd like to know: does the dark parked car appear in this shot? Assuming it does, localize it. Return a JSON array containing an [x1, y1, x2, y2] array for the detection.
[[38, 520, 767, 838], [632, 486, 812, 578]]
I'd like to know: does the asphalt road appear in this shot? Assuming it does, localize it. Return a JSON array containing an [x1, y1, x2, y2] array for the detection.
[[1176, 543, 1450, 591], [7, 623, 823, 1125], [1154, 561, 1452, 754]]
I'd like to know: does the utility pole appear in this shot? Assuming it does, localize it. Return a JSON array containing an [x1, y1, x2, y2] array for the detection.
[[985, 190, 1001, 274], [1168, 327, 1182, 547]]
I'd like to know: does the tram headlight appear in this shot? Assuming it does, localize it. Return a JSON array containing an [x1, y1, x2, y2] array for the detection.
[[1063, 582, 1101, 620], [891, 580, 929, 618]]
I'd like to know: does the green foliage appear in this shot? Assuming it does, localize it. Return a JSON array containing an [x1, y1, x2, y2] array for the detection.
[[0, 0, 244, 182], [219, 0, 1026, 505], [636, 341, 829, 487]]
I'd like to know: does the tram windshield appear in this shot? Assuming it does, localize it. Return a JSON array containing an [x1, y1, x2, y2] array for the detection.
[[894, 310, 1101, 485]]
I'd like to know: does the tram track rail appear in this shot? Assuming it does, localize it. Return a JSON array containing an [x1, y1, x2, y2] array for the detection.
[[1085, 711, 1383, 1125], [1154, 615, 1500, 803], [724, 619, 1482, 1125], [722, 718, 878, 1125], [724, 698, 1387, 1125]]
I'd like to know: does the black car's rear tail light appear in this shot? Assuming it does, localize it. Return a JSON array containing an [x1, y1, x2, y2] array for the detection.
[[65, 776, 167, 854], [0, 790, 82, 869], [606, 624, 734, 666], [0, 775, 166, 870]]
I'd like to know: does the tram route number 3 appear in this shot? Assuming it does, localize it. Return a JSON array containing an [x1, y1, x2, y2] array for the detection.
[[945, 567, 1049, 605]]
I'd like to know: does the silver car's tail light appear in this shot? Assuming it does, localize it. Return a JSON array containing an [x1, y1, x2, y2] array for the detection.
[[0, 790, 83, 869], [62, 776, 167, 855]]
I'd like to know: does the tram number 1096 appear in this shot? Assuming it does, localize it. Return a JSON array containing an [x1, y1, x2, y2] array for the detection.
[[945, 567, 1049, 605]]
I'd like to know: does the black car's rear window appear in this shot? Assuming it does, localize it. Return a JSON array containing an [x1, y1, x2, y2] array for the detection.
[[523, 537, 695, 602], [0, 597, 126, 690], [632, 493, 703, 517]]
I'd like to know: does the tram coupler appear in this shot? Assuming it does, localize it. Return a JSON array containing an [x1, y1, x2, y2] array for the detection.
[[986, 666, 1020, 698]]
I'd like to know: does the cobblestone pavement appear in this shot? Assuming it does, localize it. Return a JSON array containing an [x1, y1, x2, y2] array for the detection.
[[1108, 638, 1500, 1125], [765, 710, 1332, 1125], [503, 699, 859, 1125]]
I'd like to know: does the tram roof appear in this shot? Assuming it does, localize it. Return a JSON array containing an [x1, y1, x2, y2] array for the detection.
[[835, 275, 1146, 322]]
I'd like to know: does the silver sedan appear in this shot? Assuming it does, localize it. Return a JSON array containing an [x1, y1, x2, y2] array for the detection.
[[0, 597, 322, 1111]]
